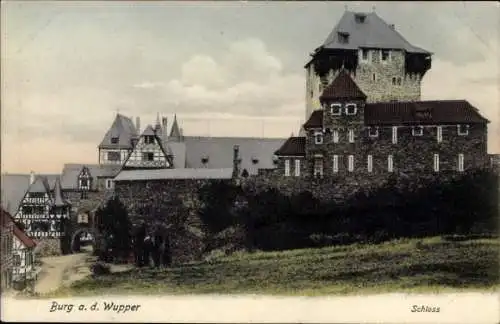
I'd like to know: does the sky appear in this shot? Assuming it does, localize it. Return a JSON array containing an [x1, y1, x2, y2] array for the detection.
[[1, 1, 499, 174]]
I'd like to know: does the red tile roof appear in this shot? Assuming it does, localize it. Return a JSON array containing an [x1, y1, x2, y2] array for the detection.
[[13, 225, 36, 249], [274, 137, 306, 156], [2, 207, 36, 248], [1, 208, 14, 228], [302, 100, 489, 129], [365, 100, 489, 125], [303, 110, 323, 129], [320, 70, 367, 100]]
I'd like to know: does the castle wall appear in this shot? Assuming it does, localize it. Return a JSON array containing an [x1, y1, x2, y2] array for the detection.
[[293, 120, 488, 178], [115, 179, 209, 265]]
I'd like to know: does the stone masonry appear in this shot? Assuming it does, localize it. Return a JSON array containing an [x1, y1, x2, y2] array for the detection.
[[306, 50, 423, 120]]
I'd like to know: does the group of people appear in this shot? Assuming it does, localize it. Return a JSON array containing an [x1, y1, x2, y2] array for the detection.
[[132, 222, 172, 268]]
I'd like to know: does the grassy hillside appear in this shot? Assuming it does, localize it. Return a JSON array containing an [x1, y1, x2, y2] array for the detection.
[[46, 236, 499, 297]]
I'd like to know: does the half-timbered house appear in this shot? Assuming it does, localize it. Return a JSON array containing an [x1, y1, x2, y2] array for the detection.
[[1, 208, 14, 289], [122, 124, 173, 170], [12, 222, 36, 282]]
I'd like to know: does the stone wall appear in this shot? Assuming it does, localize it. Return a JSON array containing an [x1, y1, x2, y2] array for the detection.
[[305, 49, 425, 119], [34, 238, 61, 257], [282, 116, 488, 178], [115, 179, 215, 265]]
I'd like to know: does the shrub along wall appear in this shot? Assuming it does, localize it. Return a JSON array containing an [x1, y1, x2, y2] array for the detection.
[[115, 168, 499, 262]]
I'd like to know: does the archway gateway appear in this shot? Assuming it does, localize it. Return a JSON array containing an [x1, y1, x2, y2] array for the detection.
[[71, 225, 97, 253]]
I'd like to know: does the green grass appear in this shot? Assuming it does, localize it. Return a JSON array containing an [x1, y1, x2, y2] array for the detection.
[[43, 236, 499, 297]]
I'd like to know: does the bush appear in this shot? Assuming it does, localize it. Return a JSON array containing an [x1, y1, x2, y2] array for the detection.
[[90, 262, 111, 276]]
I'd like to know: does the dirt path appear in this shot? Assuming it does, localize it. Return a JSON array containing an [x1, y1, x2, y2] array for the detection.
[[34, 252, 95, 295]]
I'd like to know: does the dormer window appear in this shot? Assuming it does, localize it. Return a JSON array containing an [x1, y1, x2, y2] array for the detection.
[[345, 103, 357, 115], [354, 13, 366, 24], [111, 137, 119, 144], [368, 126, 379, 138], [330, 103, 342, 115], [412, 126, 424, 136], [314, 131, 323, 145], [457, 124, 469, 136], [338, 32, 349, 44], [381, 50, 390, 62]]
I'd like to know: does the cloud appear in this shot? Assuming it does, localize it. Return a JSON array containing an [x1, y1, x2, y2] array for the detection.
[[422, 39, 500, 152], [130, 38, 304, 118]]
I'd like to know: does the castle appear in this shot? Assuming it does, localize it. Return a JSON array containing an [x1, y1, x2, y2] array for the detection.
[[0, 10, 494, 256], [277, 11, 490, 177]]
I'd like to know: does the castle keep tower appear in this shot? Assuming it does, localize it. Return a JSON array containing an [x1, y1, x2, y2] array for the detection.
[[305, 11, 432, 121]]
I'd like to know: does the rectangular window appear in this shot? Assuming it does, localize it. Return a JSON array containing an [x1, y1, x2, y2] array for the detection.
[[333, 155, 339, 173], [314, 158, 324, 177], [348, 155, 354, 172], [361, 49, 369, 61], [144, 135, 155, 145], [284, 159, 290, 176], [437, 126, 443, 143], [142, 152, 154, 161], [392, 126, 398, 144], [458, 154, 464, 172], [110, 137, 119, 144], [372, 73, 377, 81], [105, 179, 113, 189], [330, 103, 342, 115], [392, 77, 397, 85], [80, 178, 89, 188], [294, 159, 301, 177], [348, 129, 355, 143], [332, 130, 339, 143], [412, 126, 424, 136], [381, 50, 390, 61], [314, 131, 323, 145], [388, 155, 394, 172], [107, 151, 121, 162], [345, 103, 357, 115], [457, 124, 469, 136], [434, 154, 440, 172], [367, 155, 373, 173], [368, 127, 379, 138]]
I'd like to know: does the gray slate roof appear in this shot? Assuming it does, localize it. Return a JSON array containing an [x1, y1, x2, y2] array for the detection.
[[322, 11, 430, 54], [181, 136, 286, 175], [61, 164, 122, 190], [169, 115, 182, 140], [1, 174, 31, 215], [114, 168, 234, 181], [99, 113, 138, 149], [1, 173, 60, 215], [28, 176, 51, 193], [53, 178, 70, 207]]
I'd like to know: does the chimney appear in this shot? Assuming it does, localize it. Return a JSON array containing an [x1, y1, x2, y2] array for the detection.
[[232, 145, 240, 179], [135, 117, 141, 135], [389, 24, 395, 30], [30, 171, 35, 185], [162, 117, 168, 142]]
